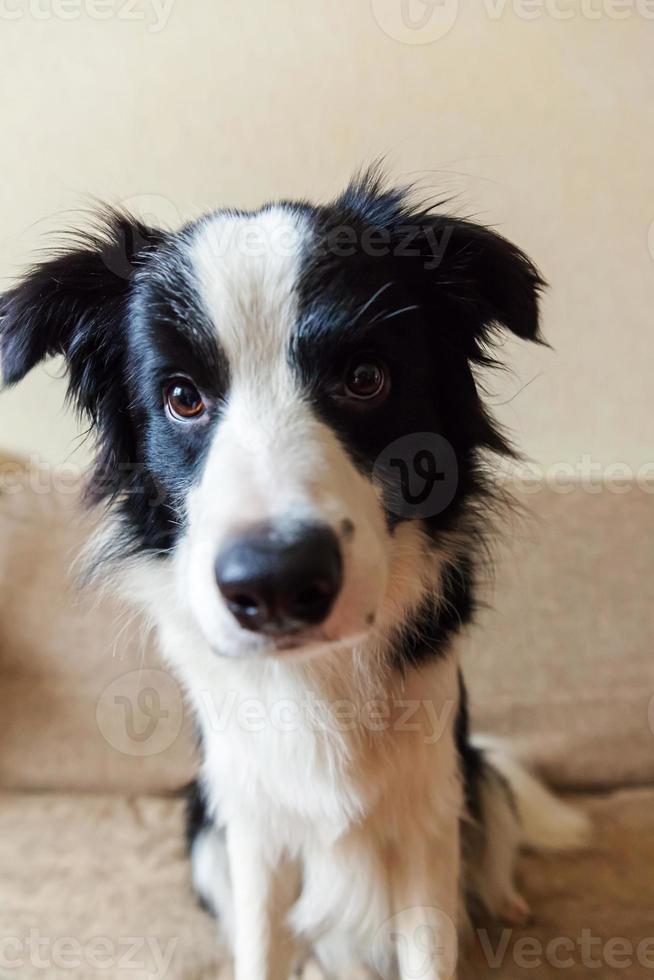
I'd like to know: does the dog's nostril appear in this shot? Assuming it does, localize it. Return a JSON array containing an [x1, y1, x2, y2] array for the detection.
[[219, 584, 269, 630], [215, 522, 343, 637], [227, 592, 262, 616], [290, 582, 334, 620]]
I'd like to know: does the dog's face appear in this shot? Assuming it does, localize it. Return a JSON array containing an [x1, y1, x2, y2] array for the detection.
[[0, 174, 543, 659]]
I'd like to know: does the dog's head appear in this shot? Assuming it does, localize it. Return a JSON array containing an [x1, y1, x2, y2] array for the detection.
[[0, 172, 543, 659]]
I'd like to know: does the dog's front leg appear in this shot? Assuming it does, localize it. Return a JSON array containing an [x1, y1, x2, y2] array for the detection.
[[226, 821, 299, 980], [390, 818, 460, 980]]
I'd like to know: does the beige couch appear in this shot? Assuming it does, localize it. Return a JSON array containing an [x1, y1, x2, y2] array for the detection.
[[1, 453, 653, 980]]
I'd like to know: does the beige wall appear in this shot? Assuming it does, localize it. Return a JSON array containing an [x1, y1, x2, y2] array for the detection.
[[0, 1, 652, 471]]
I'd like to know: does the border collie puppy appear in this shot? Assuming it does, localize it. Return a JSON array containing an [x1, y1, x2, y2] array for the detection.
[[0, 171, 587, 980]]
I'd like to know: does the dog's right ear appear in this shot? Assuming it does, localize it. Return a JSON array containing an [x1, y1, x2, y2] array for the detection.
[[0, 214, 162, 415]]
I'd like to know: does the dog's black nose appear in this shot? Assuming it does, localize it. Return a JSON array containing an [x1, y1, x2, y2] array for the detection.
[[215, 523, 343, 635]]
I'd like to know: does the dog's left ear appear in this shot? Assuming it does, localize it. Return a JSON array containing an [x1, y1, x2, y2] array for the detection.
[[0, 214, 162, 409], [338, 170, 544, 351], [411, 214, 545, 357]]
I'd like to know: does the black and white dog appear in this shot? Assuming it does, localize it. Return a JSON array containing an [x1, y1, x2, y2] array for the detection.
[[0, 171, 587, 979]]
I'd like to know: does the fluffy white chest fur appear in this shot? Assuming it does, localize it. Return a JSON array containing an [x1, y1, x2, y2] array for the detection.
[[167, 618, 464, 977]]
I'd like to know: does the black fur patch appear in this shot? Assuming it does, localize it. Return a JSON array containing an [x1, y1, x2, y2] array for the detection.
[[390, 559, 475, 670], [185, 778, 214, 854], [0, 213, 228, 564], [456, 669, 483, 820], [292, 169, 544, 544]]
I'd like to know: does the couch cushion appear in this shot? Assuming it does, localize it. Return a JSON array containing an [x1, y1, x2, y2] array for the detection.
[[0, 791, 224, 980], [462, 479, 654, 789], [0, 456, 194, 794], [0, 788, 652, 978]]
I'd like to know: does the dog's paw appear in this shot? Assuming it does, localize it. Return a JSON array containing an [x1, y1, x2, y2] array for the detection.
[[499, 892, 533, 927]]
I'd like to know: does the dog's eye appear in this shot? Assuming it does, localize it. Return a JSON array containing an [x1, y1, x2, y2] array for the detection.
[[164, 379, 206, 421], [342, 357, 389, 405]]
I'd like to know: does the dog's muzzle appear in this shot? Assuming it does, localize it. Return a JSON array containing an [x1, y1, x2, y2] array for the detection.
[[215, 521, 343, 637]]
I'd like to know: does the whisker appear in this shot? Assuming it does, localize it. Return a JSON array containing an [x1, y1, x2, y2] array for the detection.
[[368, 303, 420, 327], [350, 281, 394, 327]]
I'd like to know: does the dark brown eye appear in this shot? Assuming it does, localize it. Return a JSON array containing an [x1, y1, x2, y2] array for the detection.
[[164, 379, 206, 421], [343, 357, 389, 404]]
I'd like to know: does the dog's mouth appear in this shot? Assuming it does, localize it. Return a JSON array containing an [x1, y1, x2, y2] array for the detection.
[[274, 634, 318, 652], [273, 628, 333, 654], [210, 621, 374, 661], [206, 624, 329, 660], [252, 625, 334, 658]]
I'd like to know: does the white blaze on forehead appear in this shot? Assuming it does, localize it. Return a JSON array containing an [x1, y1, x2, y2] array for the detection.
[[179, 207, 391, 654], [189, 206, 310, 382], [186, 205, 325, 534]]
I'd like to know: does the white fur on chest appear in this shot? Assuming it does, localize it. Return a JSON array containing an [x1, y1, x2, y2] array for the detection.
[[196, 655, 373, 840], [162, 612, 463, 970]]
